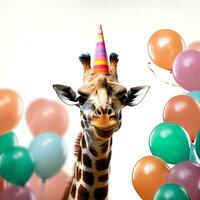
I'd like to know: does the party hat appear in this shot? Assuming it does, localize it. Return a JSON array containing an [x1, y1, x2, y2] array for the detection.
[[93, 25, 109, 74]]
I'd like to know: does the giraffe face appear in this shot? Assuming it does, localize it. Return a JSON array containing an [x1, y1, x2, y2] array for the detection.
[[78, 74, 126, 139], [53, 73, 149, 140]]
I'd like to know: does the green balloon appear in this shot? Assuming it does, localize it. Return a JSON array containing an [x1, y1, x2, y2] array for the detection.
[[0, 147, 35, 185], [149, 122, 190, 164], [153, 183, 191, 200], [0, 131, 18, 155], [195, 131, 200, 159]]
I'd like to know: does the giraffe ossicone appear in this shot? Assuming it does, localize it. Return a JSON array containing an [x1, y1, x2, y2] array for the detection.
[[53, 25, 149, 200]]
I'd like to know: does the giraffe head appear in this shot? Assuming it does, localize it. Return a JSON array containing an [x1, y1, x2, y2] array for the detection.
[[53, 55, 149, 141], [53, 26, 149, 141]]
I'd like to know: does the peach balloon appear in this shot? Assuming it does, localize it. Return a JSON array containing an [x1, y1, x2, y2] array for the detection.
[[26, 98, 69, 136], [0, 89, 23, 135], [188, 41, 200, 51], [148, 29, 185, 70], [132, 155, 170, 200], [28, 171, 70, 200], [163, 95, 200, 142]]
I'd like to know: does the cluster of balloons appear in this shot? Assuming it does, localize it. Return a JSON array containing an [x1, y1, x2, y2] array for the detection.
[[148, 29, 200, 91], [0, 92, 70, 200], [132, 29, 200, 200], [132, 92, 200, 200]]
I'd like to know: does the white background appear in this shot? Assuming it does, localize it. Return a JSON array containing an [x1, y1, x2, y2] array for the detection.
[[0, 0, 198, 199]]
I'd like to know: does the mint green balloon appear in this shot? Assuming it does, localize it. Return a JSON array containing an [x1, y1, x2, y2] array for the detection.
[[149, 122, 190, 164], [153, 183, 191, 200], [0, 131, 18, 155], [0, 147, 35, 185], [188, 91, 200, 104], [194, 131, 200, 159], [29, 132, 67, 180]]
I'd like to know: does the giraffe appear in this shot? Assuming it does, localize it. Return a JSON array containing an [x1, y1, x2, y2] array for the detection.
[[53, 25, 149, 200]]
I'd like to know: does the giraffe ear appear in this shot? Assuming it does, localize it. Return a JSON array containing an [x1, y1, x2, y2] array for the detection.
[[125, 86, 150, 106], [53, 84, 78, 106]]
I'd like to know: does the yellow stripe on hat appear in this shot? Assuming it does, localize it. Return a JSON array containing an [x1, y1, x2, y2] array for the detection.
[[93, 59, 108, 65]]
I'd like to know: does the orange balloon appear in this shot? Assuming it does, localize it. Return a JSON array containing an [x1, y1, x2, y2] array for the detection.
[[26, 98, 69, 136], [0, 178, 6, 191], [0, 89, 23, 135], [132, 156, 170, 200], [28, 171, 70, 200], [148, 29, 185, 70], [163, 95, 200, 142]]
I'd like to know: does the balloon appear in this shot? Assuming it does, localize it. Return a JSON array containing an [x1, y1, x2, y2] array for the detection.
[[0, 185, 35, 200], [0, 131, 18, 155], [168, 162, 200, 200], [26, 98, 69, 137], [132, 155, 170, 200], [28, 171, 70, 200], [172, 50, 200, 91], [195, 131, 200, 160], [153, 183, 191, 200], [149, 122, 190, 164], [188, 90, 200, 104], [0, 89, 23, 135], [148, 29, 185, 70], [29, 132, 67, 180], [0, 147, 35, 185], [188, 41, 200, 51], [163, 95, 200, 142], [0, 177, 6, 192]]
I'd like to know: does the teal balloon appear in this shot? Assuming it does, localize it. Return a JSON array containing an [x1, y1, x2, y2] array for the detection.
[[153, 183, 191, 200], [0, 131, 18, 155], [29, 132, 67, 180], [194, 131, 200, 160], [188, 91, 200, 104], [0, 147, 35, 185], [149, 122, 190, 164], [190, 143, 197, 162]]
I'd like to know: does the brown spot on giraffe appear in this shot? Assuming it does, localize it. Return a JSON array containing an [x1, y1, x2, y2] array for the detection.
[[96, 152, 111, 171], [82, 136, 86, 148], [77, 184, 90, 200], [76, 167, 81, 181], [77, 147, 82, 162], [98, 174, 109, 182], [82, 170, 94, 186], [94, 186, 108, 199], [83, 154, 92, 168]]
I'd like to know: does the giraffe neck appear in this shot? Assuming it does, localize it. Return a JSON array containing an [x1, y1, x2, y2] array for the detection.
[[69, 130, 112, 200]]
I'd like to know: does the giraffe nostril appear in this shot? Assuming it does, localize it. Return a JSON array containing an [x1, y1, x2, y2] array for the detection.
[[108, 108, 115, 116], [108, 108, 112, 115], [95, 109, 102, 116]]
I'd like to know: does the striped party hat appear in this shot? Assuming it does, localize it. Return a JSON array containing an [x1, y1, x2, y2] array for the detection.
[[93, 25, 109, 74]]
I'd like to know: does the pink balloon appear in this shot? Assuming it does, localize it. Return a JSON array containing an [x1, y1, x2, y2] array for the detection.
[[0, 185, 35, 200], [188, 41, 200, 51], [26, 98, 69, 136], [172, 50, 200, 91], [168, 162, 200, 200], [28, 171, 70, 200]]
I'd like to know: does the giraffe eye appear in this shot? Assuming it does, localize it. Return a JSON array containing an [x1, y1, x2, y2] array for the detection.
[[77, 95, 88, 105], [119, 95, 128, 104]]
